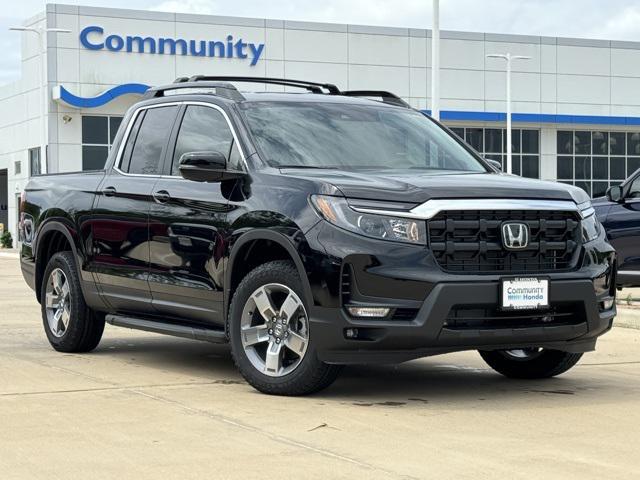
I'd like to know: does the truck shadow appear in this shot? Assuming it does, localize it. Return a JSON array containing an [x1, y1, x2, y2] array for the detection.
[[92, 335, 619, 405]]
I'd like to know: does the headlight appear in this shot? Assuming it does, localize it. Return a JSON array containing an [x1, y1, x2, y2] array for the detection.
[[582, 212, 602, 243], [311, 195, 426, 245]]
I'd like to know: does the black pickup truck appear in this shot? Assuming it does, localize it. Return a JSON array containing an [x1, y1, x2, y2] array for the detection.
[[18, 77, 616, 395]]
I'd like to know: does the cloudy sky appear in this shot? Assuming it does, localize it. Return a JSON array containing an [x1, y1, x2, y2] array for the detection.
[[2, 0, 640, 84]]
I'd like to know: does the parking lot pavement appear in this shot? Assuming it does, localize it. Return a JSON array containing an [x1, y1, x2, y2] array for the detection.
[[1, 256, 639, 480]]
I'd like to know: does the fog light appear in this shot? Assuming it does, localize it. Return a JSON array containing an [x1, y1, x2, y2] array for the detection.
[[347, 307, 390, 318], [345, 328, 359, 339], [603, 298, 614, 310]]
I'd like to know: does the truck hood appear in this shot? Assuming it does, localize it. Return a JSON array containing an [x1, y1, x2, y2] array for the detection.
[[279, 168, 590, 205]]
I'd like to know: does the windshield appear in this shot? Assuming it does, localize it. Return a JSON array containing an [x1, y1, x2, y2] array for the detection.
[[240, 101, 486, 172]]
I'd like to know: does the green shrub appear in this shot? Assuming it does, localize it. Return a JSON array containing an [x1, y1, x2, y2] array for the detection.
[[0, 230, 13, 249]]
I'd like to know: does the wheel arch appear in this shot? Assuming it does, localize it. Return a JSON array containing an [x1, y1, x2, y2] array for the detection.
[[225, 229, 314, 321], [34, 220, 81, 300]]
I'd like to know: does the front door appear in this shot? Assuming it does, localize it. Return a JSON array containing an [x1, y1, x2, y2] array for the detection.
[[91, 104, 179, 313], [148, 104, 243, 326]]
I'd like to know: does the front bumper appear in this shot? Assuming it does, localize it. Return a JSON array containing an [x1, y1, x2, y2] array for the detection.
[[310, 279, 615, 364], [305, 221, 616, 365]]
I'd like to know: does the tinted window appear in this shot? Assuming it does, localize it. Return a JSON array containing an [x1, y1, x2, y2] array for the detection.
[[28, 147, 41, 176], [484, 129, 501, 153], [82, 146, 109, 171], [241, 102, 486, 172], [82, 116, 108, 144], [125, 106, 178, 175], [119, 113, 144, 173], [521, 130, 539, 154], [110, 117, 123, 144], [171, 106, 235, 176], [557, 131, 573, 154]]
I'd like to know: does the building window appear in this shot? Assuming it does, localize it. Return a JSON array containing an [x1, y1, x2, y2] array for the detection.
[[449, 127, 540, 178], [81, 115, 123, 171], [14, 160, 21, 175], [28, 147, 41, 176], [557, 130, 640, 198]]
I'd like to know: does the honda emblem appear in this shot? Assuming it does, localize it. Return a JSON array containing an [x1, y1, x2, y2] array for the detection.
[[502, 222, 529, 250]]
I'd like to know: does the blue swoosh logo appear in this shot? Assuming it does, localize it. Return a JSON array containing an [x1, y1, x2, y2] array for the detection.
[[54, 83, 151, 108]]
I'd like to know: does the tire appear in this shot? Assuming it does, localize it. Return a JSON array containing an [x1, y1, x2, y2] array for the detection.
[[228, 260, 342, 396], [479, 348, 583, 379], [40, 251, 105, 353]]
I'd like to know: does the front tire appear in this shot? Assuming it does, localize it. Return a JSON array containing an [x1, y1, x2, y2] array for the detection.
[[41, 251, 105, 353], [479, 348, 583, 379], [229, 260, 341, 396]]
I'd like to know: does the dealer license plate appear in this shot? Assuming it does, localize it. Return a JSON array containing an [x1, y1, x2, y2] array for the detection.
[[501, 277, 549, 310]]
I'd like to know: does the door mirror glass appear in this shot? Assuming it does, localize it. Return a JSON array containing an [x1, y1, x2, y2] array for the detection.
[[178, 151, 244, 182], [606, 185, 623, 203]]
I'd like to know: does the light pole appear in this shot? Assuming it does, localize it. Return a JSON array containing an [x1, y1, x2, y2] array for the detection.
[[10, 26, 71, 175], [430, 0, 440, 121], [486, 53, 531, 174]]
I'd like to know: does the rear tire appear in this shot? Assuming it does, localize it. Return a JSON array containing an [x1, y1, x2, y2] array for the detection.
[[229, 260, 342, 396], [479, 348, 583, 379], [41, 251, 105, 353]]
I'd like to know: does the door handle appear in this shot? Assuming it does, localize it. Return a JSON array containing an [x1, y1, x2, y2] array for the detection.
[[102, 186, 117, 197], [153, 190, 171, 203]]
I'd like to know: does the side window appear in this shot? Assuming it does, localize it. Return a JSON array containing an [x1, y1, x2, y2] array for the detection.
[[171, 105, 237, 176], [119, 112, 144, 173], [121, 106, 178, 175]]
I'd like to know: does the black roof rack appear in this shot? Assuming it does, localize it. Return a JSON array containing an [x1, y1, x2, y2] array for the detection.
[[142, 81, 246, 102], [184, 76, 341, 95], [145, 76, 411, 108], [341, 90, 411, 108]]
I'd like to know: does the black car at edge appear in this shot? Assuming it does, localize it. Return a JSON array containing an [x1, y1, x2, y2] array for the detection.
[[593, 169, 640, 288], [18, 77, 616, 395]]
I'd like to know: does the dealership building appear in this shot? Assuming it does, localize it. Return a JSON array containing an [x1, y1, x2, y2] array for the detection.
[[3, 3, 640, 239]]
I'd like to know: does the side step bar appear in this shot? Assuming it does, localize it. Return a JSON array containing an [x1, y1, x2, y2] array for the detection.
[[105, 314, 227, 344]]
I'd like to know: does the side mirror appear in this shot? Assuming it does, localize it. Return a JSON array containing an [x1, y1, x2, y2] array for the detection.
[[486, 159, 502, 171], [178, 151, 244, 182], [606, 185, 623, 203]]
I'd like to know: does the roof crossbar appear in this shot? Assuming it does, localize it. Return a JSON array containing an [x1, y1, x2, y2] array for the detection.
[[184, 76, 341, 95]]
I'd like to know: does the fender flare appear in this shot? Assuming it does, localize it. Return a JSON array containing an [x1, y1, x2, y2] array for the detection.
[[224, 229, 314, 315], [34, 218, 84, 299]]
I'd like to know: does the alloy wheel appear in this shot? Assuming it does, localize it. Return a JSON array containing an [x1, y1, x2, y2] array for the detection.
[[240, 283, 309, 377], [45, 268, 71, 338]]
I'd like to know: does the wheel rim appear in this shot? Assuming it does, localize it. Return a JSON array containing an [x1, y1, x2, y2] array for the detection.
[[45, 268, 71, 338], [501, 348, 543, 361], [240, 283, 309, 377]]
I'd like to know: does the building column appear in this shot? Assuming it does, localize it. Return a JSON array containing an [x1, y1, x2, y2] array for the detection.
[[540, 126, 557, 181]]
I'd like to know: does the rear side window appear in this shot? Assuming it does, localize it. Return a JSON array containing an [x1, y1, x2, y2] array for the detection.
[[171, 105, 237, 176], [120, 106, 178, 175]]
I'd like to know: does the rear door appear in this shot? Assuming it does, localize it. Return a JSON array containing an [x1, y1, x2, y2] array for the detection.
[[91, 104, 180, 313], [606, 172, 640, 274], [147, 103, 244, 326]]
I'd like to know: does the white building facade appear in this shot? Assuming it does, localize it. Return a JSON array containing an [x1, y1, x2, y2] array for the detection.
[[3, 3, 640, 239]]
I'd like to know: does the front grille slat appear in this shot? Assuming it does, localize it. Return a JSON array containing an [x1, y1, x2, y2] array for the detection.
[[428, 210, 582, 274]]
